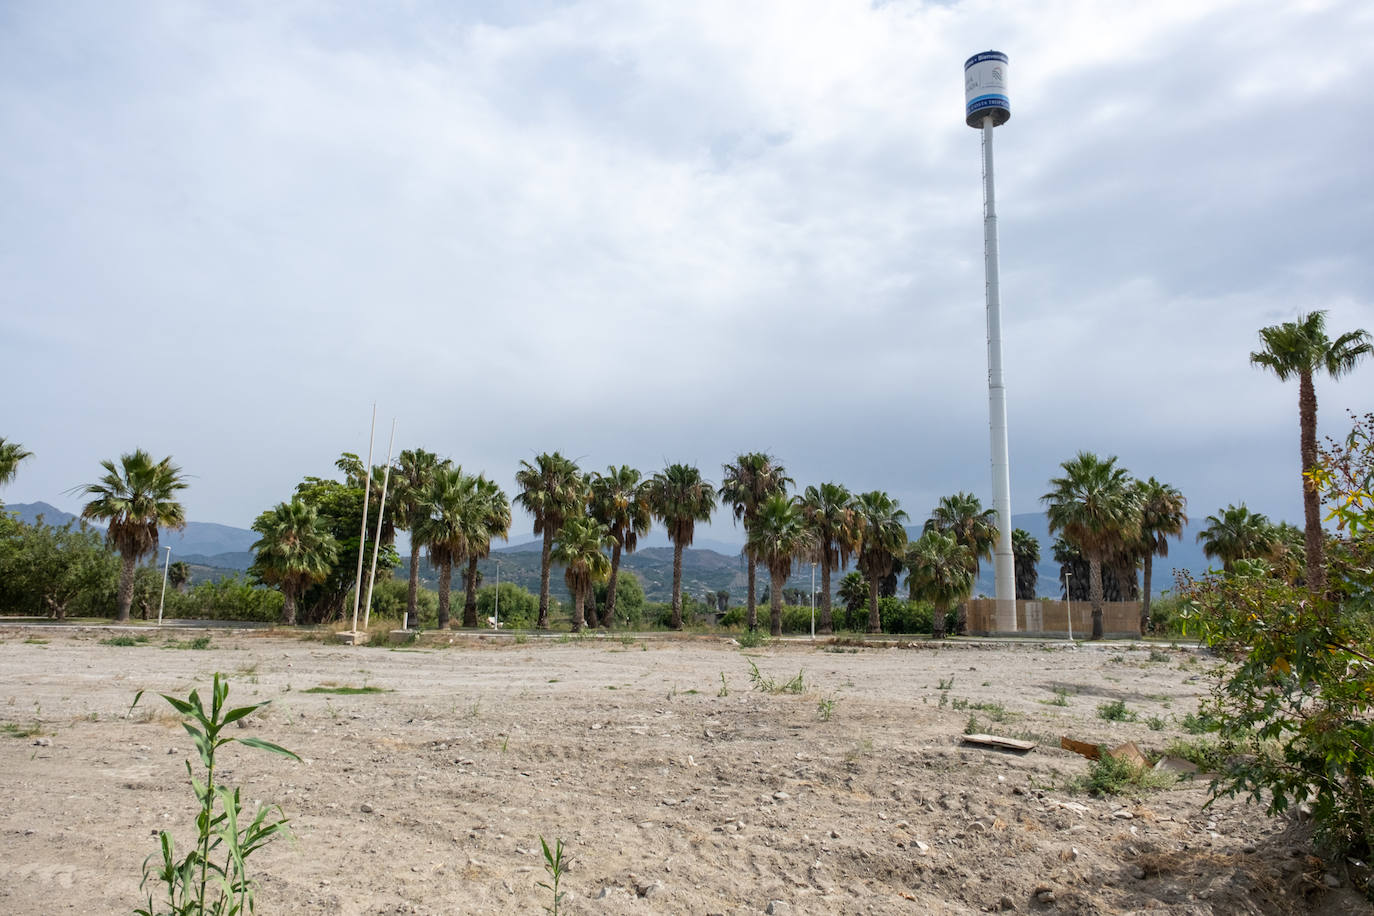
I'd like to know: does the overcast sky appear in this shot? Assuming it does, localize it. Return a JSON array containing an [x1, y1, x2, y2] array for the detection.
[[2, 0, 1372, 545]]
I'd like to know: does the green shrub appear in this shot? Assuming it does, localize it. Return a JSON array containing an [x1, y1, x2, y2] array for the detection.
[[475, 582, 537, 629], [1076, 750, 1173, 797], [1096, 699, 1136, 722]]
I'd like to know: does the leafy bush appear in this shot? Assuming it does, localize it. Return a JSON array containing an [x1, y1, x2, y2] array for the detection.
[[1096, 699, 1136, 722], [475, 582, 538, 629], [167, 575, 285, 623], [1076, 750, 1173, 798], [1182, 412, 1374, 870]]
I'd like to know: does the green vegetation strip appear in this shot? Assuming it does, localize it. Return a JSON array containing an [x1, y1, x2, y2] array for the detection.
[[302, 685, 389, 695]]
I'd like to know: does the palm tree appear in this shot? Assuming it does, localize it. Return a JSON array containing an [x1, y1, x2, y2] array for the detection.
[[1133, 477, 1187, 634], [390, 448, 450, 629], [647, 463, 716, 630], [719, 453, 793, 631], [413, 466, 475, 629], [1042, 452, 1139, 640], [588, 466, 652, 629], [799, 482, 859, 635], [168, 561, 192, 592], [0, 437, 32, 490], [854, 490, 909, 633], [515, 452, 584, 630], [79, 450, 188, 622], [746, 494, 817, 636], [552, 516, 612, 632], [1198, 504, 1277, 573], [1011, 528, 1039, 600], [250, 500, 339, 625], [906, 529, 975, 639], [925, 492, 998, 634], [837, 571, 868, 626], [1270, 520, 1307, 583], [461, 476, 511, 628], [1251, 311, 1371, 592]]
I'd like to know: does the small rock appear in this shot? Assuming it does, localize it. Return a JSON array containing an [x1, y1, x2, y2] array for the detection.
[[33, 737, 51, 747], [661, 798, 678, 806], [1035, 888, 1055, 904], [596, 886, 620, 899], [766, 900, 789, 915], [1130, 865, 1147, 880], [1113, 809, 1134, 820], [1324, 873, 1342, 889], [773, 791, 790, 801], [998, 894, 1017, 911], [915, 841, 930, 854], [830, 830, 840, 839]]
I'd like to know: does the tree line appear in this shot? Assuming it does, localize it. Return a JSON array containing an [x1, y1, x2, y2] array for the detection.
[[1, 311, 1366, 640]]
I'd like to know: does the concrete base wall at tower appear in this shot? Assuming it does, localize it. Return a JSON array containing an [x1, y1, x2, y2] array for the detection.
[[965, 598, 1142, 639]]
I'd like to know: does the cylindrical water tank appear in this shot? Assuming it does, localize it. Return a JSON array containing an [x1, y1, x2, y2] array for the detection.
[[965, 51, 1010, 128]]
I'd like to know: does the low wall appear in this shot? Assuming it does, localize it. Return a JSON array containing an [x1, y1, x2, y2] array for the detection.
[[965, 598, 1141, 639]]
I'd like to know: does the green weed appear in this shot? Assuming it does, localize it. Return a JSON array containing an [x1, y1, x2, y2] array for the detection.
[[1096, 699, 1137, 722], [302, 685, 388, 695]]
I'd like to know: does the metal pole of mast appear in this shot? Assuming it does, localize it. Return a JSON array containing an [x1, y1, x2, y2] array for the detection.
[[362, 419, 396, 631], [982, 115, 1017, 634], [350, 405, 377, 635], [157, 546, 172, 626]]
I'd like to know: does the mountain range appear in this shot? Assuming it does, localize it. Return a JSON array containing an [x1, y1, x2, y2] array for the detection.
[[5, 501, 1217, 602]]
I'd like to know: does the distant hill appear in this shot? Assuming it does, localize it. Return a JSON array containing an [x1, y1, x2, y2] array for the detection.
[[6, 502, 258, 556]]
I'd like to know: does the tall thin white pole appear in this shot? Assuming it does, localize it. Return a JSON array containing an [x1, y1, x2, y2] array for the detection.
[[350, 405, 377, 635], [362, 419, 396, 631], [494, 559, 501, 630], [1064, 570, 1074, 642], [982, 115, 1017, 633], [810, 563, 816, 641], [157, 546, 172, 626]]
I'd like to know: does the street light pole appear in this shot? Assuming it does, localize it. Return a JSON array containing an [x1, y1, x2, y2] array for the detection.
[[810, 562, 816, 641], [157, 546, 172, 626], [494, 558, 501, 630]]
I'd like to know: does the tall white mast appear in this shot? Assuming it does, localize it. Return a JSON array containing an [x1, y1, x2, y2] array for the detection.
[[965, 51, 1017, 633]]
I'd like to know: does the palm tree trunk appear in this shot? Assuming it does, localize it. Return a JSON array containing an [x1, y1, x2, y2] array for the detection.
[[1140, 553, 1153, 636], [670, 543, 684, 630], [282, 585, 297, 626], [932, 601, 947, 639], [437, 561, 452, 629], [867, 574, 882, 633], [537, 529, 554, 629], [406, 541, 421, 629], [1088, 554, 1105, 640], [463, 556, 480, 628], [1298, 371, 1327, 593], [604, 541, 622, 629], [819, 559, 833, 635], [115, 552, 136, 622], [585, 585, 600, 629], [572, 589, 585, 632], [770, 568, 785, 636], [745, 555, 758, 630]]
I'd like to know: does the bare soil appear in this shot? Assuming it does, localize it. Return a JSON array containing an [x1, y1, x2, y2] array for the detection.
[[0, 627, 1368, 915]]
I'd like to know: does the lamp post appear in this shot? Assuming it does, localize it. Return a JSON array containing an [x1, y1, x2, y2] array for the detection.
[[1063, 570, 1074, 642], [157, 546, 172, 626]]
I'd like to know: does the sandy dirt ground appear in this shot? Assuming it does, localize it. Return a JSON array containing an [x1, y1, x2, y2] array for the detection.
[[0, 626, 1369, 915]]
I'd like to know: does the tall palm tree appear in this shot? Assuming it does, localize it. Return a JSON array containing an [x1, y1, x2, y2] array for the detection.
[[719, 453, 792, 631], [799, 482, 859, 635], [250, 500, 339, 626], [413, 466, 475, 629], [746, 494, 817, 636], [1133, 477, 1187, 634], [588, 465, 652, 629], [0, 437, 32, 490], [1011, 528, 1039, 600], [515, 452, 584, 630], [390, 448, 449, 629], [1042, 452, 1139, 640], [648, 463, 716, 630], [837, 571, 868, 627], [1198, 504, 1277, 573], [552, 516, 612, 632], [906, 529, 975, 639], [79, 450, 188, 622], [854, 490, 909, 634], [1251, 311, 1371, 592], [925, 492, 998, 634], [461, 476, 511, 628]]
